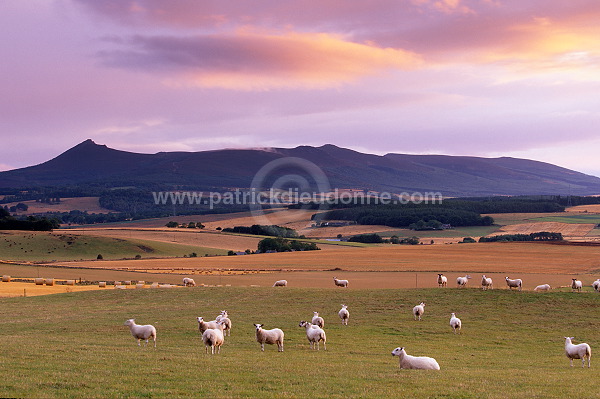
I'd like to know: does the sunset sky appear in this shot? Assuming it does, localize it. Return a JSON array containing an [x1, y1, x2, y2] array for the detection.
[[2, 1, 600, 177]]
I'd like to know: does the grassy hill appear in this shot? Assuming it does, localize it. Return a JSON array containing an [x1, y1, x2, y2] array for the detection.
[[0, 287, 597, 398], [0, 231, 227, 262]]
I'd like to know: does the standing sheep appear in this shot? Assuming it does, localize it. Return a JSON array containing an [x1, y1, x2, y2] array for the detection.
[[564, 337, 591, 368], [572, 278, 583, 292], [273, 279, 287, 287], [202, 322, 225, 354], [505, 277, 522, 291], [254, 324, 284, 352], [333, 277, 349, 288], [311, 312, 325, 328], [437, 274, 447, 288], [338, 304, 349, 325], [183, 277, 196, 287], [481, 275, 493, 290], [391, 347, 440, 370], [592, 279, 600, 292], [299, 321, 327, 350], [450, 313, 462, 334], [412, 302, 425, 321], [456, 275, 471, 288], [124, 319, 157, 347], [197, 317, 220, 334]]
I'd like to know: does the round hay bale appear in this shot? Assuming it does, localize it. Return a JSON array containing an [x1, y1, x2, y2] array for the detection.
[[65, 280, 75, 286], [124, 280, 132, 285], [114, 281, 121, 286], [98, 281, 107, 288], [137, 281, 145, 285], [2, 275, 11, 282], [135, 283, 144, 289], [34, 278, 44, 285], [150, 282, 159, 288], [45, 278, 54, 286]]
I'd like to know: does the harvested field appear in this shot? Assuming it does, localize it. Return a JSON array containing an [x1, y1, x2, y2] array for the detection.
[[566, 204, 600, 213], [493, 222, 596, 237], [5, 197, 110, 215], [0, 281, 110, 297]]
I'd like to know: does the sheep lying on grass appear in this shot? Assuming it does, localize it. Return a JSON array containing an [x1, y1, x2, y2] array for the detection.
[[456, 275, 471, 288], [197, 317, 220, 334], [183, 277, 196, 287], [412, 302, 425, 321], [254, 324, 284, 352], [437, 274, 447, 287], [333, 277, 348, 288], [481, 275, 493, 290], [391, 347, 440, 370], [564, 337, 591, 368], [299, 321, 327, 350], [572, 279, 583, 292], [505, 277, 522, 291], [202, 322, 225, 354], [450, 313, 462, 334], [311, 312, 324, 328], [273, 280, 287, 287], [534, 284, 551, 292], [338, 304, 349, 325], [124, 319, 156, 347]]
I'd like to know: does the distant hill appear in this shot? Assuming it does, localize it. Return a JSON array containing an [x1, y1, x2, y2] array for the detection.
[[1, 139, 600, 196]]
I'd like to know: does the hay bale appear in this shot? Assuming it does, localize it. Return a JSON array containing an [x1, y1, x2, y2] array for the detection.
[[137, 281, 145, 285], [135, 283, 144, 289], [150, 282, 159, 288], [34, 278, 44, 285], [65, 280, 75, 286], [45, 278, 54, 286], [114, 281, 121, 286], [2, 275, 11, 282], [124, 280, 132, 285], [115, 285, 127, 290], [98, 281, 107, 288]]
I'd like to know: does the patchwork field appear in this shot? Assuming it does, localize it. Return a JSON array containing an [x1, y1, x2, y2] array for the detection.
[[3, 196, 110, 215], [0, 287, 598, 398]]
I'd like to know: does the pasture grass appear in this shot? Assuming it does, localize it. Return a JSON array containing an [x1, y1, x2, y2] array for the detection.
[[0, 231, 227, 262], [531, 214, 600, 224], [0, 287, 598, 398]]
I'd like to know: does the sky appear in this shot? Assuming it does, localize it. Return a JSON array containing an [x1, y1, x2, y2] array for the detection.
[[1, 0, 600, 177]]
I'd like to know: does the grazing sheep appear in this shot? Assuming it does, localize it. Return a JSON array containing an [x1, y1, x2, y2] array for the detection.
[[456, 275, 471, 288], [391, 347, 440, 370], [197, 317, 220, 334], [437, 274, 447, 288], [124, 319, 157, 347], [254, 324, 284, 352], [333, 277, 348, 288], [450, 313, 462, 334], [202, 322, 225, 354], [219, 316, 232, 336], [299, 321, 327, 350], [481, 275, 493, 290], [183, 277, 196, 287], [338, 304, 349, 325], [273, 279, 287, 287], [311, 312, 325, 328], [534, 284, 551, 292], [572, 279, 583, 292], [564, 337, 591, 368], [505, 277, 522, 291], [413, 302, 425, 321], [592, 279, 600, 292]]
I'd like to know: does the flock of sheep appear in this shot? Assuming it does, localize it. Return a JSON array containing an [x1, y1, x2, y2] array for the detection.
[[123, 273, 596, 370]]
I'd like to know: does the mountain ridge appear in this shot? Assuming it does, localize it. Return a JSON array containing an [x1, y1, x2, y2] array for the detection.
[[0, 139, 599, 197]]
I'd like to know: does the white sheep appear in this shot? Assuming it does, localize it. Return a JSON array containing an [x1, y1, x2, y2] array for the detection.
[[391, 347, 440, 370], [202, 322, 225, 354], [215, 310, 228, 322], [481, 275, 493, 290], [311, 312, 325, 328], [572, 278, 583, 292], [412, 302, 425, 321], [338, 304, 349, 325], [197, 316, 220, 334], [505, 277, 522, 291], [183, 277, 196, 287], [124, 319, 157, 347], [333, 277, 348, 288], [437, 274, 447, 288], [564, 337, 591, 368], [592, 279, 600, 292], [534, 284, 551, 292], [254, 323, 284, 352], [219, 316, 232, 336], [299, 321, 327, 350], [450, 313, 462, 334], [456, 275, 471, 288], [273, 279, 287, 287]]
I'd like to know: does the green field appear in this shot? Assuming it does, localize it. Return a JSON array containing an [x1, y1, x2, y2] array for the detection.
[[531, 214, 600, 224], [0, 232, 227, 262], [0, 287, 598, 398], [379, 225, 500, 239]]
